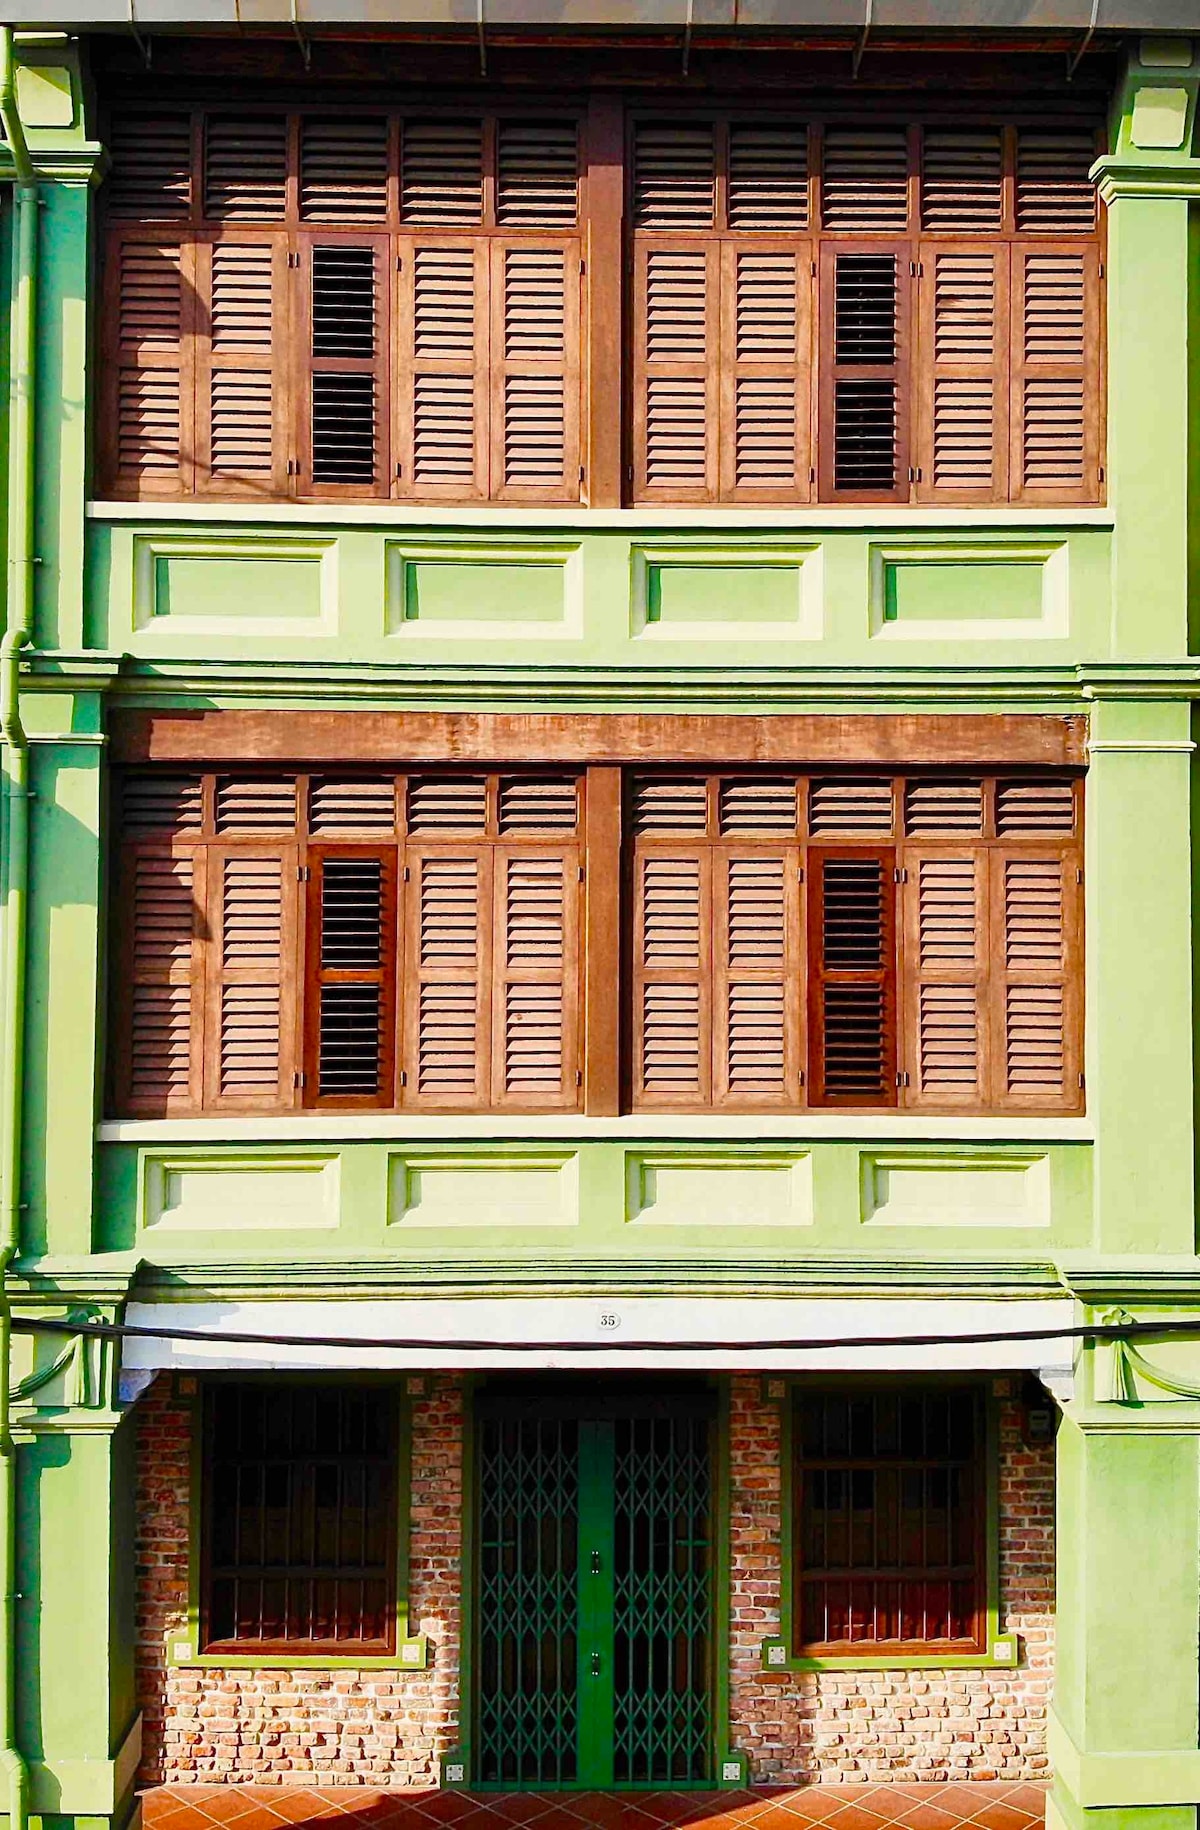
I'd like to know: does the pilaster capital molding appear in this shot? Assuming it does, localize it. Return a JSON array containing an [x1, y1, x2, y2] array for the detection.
[[0, 141, 106, 187], [1086, 738, 1197, 754], [1092, 154, 1200, 203]]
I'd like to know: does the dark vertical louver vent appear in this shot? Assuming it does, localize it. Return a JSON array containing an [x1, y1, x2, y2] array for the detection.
[[633, 122, 716, 228], [812, 851, 895, 1103], [299, 117, 389, 221], [401, 120, 484, 225], [312, 246, 376, 357], [834, 254, 897, 363], [832, 253, 898, 491], [107, 114, 193, 219], [318, 858, 386, 1097], [204, 116, 287, 220], [311, 244, 378, 484], [497, 121, 579, 227]]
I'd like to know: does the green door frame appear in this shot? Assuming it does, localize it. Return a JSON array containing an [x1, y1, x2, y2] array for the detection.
[[458, 1374, 733, 1792]]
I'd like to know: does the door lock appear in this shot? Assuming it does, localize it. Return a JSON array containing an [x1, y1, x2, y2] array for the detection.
[[590, 1653, 602, 1677]]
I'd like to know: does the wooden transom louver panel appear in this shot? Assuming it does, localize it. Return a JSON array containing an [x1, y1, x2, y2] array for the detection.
[[728, 124, 809, 231], [1015, 131, 1098, 233], [821, 127, 909, 233], [107, 113, 193, 220], [402, 120, 485, 225], [921, 131, 1003, 234], [204, 116, 287, 221], [300, 117, 389, 222], [497, 122, 579, 227]]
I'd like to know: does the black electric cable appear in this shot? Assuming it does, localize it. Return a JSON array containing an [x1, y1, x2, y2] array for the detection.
[[6, 1310, 1198, 1356]]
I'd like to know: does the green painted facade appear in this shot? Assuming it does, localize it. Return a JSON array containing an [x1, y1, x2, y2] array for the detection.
[[4, 20, 1200, 1830]]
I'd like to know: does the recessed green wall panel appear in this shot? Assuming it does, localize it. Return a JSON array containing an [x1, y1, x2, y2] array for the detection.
[[386, 540, 583, 638], [132, 537, 336, 632]]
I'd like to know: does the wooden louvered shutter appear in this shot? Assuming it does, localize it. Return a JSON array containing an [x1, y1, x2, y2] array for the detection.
[[634, 240, 719, 501], [105, 112, 194, 221], [398, 239, 489, 499], [1010, 244, 1101, 504], [194, 238, 287, 494], [404, 844, 493, 1108], [493, 844, 581, 1108], [990, 779, 1082, 1113], [299, 233, 392, 497], [103, 234, 193, 495], [115, 843, 205, 1114], [490, 239, 581, 501], [203, 845, 297, 1111], [299, 116, 390, 225], [203, 114, 287, 222], [713, 846, 801, 1107], [820, 244, 911, 501], [720, 242, 812, 502], [808, 849, 897, 1107], [632, 846, 713, 1110], [900, 849, 989, 1109], [915, 245, 1009, 502], [306, 847, 397, 1108]]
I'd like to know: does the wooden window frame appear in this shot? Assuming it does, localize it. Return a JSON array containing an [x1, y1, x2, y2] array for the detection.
[[107, 742, 1085, 1123], [784, 1378, 997, 1668], [198, 1377, 402, 1660]]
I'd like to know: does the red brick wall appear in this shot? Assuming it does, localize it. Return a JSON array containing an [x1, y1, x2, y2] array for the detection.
[[135, 1373, 463, 1786], [135, 1371, 1053, 1787], [728, 1377, 1055, 1784]]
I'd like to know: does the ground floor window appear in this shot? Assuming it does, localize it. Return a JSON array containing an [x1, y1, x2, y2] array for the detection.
[[792, 1382, 987, 1659], [201, 1380, 399, 1655]]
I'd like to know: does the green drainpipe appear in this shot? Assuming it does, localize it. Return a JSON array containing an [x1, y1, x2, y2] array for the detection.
[[0, 26, 35, 1830]]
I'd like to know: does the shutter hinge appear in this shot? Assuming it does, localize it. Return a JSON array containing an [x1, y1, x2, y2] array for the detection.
[[297, 864, 311, 882], [395, 461, 403, 478], [400, 1070, 408, 1087], [809, 465, 816, 484], [811, 259, 817, 277], [579, 465, 586, 482], [894, 866, 907, 883], [293, 1070, 306, 1089], [1098, 261, 1104, 278], [1098, 465, 1105, 483], [626, 464, 634, 483], [287, 250, 301, 269], [797, 865, 804, 883], [576, 1068, 583, 1086], [798, 1068, 805, 1086], [580, 259, 586, 276], [403, 865, 411, 882], [396, 254, 403, 271], [1078, 1072, 1086, 1090], [578, 865, 585, 882], [895, 1071, 909, 1088], [1076, 867, 1084, 885], [287, 458, 300, 477], [908, 466, 921, 484]]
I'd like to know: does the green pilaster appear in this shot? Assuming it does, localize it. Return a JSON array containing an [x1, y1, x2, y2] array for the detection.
[[1085, 696, 1195, 1254], [11, 1384, 140, 1830], [21, 706, 105, 1260], [1051, 1409, 1200, 1827]]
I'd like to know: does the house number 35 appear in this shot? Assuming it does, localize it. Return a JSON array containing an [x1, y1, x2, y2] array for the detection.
[[598, 1312, 621, 1330]]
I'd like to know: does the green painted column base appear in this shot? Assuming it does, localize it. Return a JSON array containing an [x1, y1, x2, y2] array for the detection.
[[1050, 1792, 1197, 1830]]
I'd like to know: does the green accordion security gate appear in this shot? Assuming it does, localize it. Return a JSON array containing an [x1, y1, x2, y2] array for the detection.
[[474, 1381, 715, 1788]]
